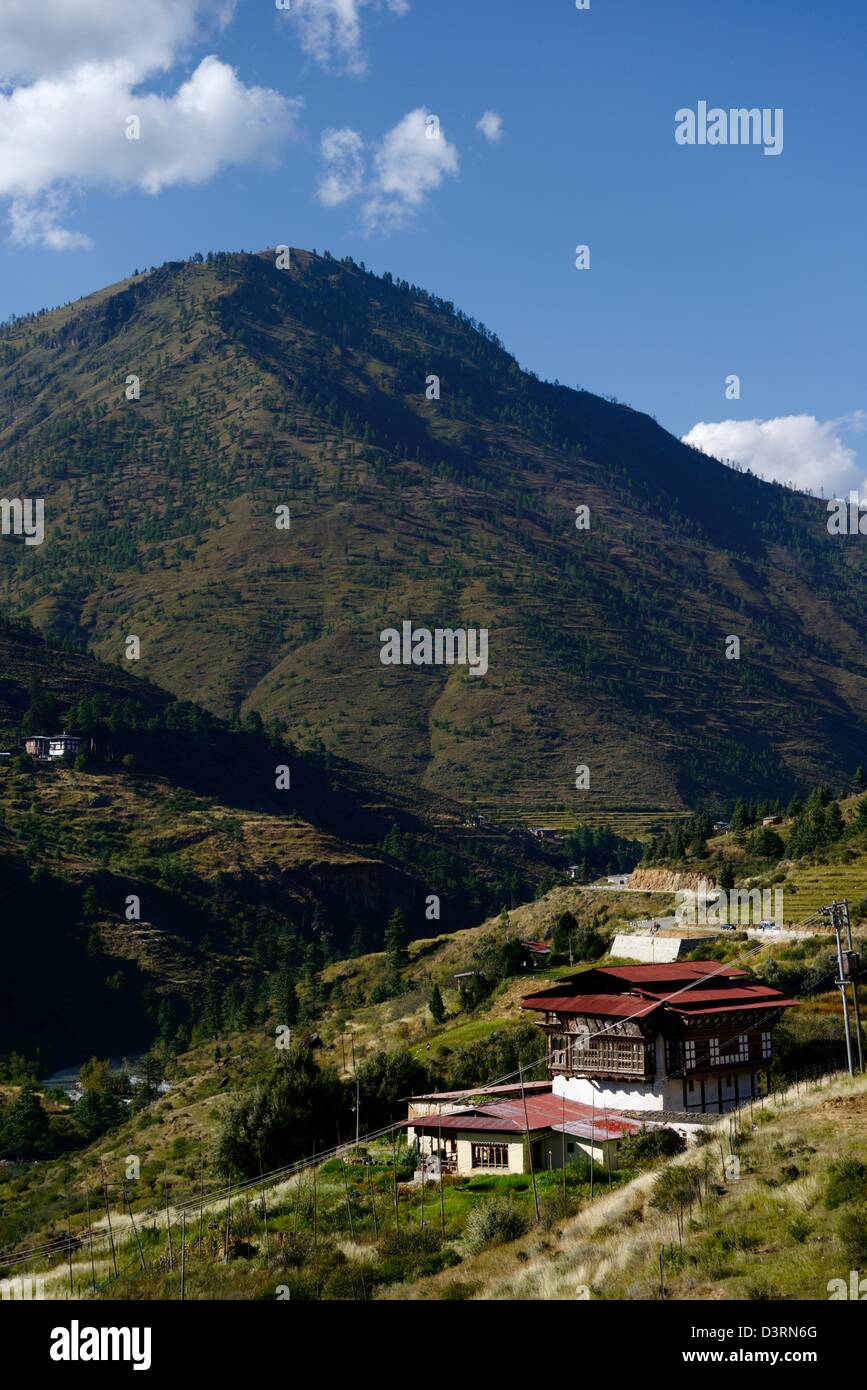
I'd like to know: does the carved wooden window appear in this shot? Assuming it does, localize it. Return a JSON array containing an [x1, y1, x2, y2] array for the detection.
[[471, 1143, 509, 1170]]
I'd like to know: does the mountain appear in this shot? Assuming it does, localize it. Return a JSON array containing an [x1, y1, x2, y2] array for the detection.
[[0, 614, 545, 1068], [2, 249, 867, 819]]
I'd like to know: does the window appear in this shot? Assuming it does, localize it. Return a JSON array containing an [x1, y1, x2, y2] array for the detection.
[[471, 1143, 509, 1170], [710, 1035, 749, 1066], [549, 1035, 568, 1067], [761, 1031, 772, 1059], [683, 1040, 696, 1070]]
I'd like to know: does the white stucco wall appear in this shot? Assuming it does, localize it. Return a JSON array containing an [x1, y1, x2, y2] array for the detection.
[[609, 933, 717, 962], [454, 1132, 526, 1175]]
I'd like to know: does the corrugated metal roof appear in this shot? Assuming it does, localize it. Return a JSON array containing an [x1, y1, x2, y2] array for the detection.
[[409, 1081, 552, 1103], [407, 1093, 643, 1140], [591, 962, 748, 983], [520, 960, 795, 1019], [520, 991, 662, 1018]]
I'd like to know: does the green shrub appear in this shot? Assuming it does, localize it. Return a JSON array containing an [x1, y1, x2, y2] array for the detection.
[[788, 1215, 812, 1244], [838, 1208, 867, 1263], [541, 1191, 579, 1227], [465, 1196, 530, 1252], [825, 1158, 867, 1210], [619, 1126, 686, 1168], [437, 1279, 481, 1300]]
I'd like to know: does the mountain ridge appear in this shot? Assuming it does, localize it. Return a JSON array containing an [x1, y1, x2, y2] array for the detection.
[[2, 249, 866, 814]]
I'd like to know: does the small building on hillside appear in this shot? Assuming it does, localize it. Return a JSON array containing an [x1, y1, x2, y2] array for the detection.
[[24, 732, 82, 760], [520, 940, 551, 967], [406, 1089, 644, 1175], [762, 815, 782, 826], [48, 732, 81, 759], [529, 827, 559, 841], [520, 961, 797, 1115]]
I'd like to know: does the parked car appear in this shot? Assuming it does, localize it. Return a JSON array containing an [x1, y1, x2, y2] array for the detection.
[[721, 922, 736, 931]]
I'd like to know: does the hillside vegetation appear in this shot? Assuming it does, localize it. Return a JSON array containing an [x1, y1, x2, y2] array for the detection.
[[3, 250, 867, 814]]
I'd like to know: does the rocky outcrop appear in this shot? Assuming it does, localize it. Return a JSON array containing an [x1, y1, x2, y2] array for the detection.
[[628, 868, 717, 893]]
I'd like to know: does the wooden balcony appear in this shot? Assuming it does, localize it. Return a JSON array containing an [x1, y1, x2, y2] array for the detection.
[[547, 1037, 655, 1081]]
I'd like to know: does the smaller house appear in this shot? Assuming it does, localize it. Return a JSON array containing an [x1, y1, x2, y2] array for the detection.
[[452, 970, 479, 993], [406, 1090, 644, 1176], [529, 827, 560, 841], [48, 732, 81, 759], [713, 821, 731, 832], [521, 939, 551, 968], [762, 815, 782, 827], [606, 874, 630, 888], [24, 732, 82, 760]]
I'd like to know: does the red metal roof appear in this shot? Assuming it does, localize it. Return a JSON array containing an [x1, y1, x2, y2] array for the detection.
[[590, 962, 748, 984], [407, 1093, 643, 1141], [520, 960, 795, 1020], [409, 1081, 552, 1103], [520, 991, 663, 1018]]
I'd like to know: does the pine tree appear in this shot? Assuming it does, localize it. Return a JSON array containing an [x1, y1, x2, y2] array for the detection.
[[384, 908, 409, 976], [429, 983, 445, 1025], [0, 1086, 51, 1158]]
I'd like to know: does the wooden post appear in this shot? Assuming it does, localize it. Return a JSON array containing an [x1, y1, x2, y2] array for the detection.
[[223, 1194, 231, 1264], [312, 1145, 318, 1250], [659, 1245, 666, 1300], [341, 1158, 356, 1240], [65, 1182, 74, 1298], [438, 1113, 446, 1237], [164, 1175, 174, 1271], [519, 1065, 541, 1223], [561, 1088, 567, 1205], [101, 1164, 118, 1279], [590, 1092, 595, 1200], [123, 1181, 147, 1271], [392, 1132, 400, 1231], [365, 1163, 380, 1241], [180, 1211, 186, 1300], [199, 1149, 205, 1250], [84, 1177, 96, 1293]]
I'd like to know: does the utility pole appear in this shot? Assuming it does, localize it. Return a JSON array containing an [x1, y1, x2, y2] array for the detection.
[[823, 900, 862, 1075], [841, 899, 864, 1072], [519, 1063, 541, 1223]]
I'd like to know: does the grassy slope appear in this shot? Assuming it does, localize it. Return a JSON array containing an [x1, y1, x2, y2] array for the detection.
[[385, 1073, 867, 1302], [699, 793, 867, 922]]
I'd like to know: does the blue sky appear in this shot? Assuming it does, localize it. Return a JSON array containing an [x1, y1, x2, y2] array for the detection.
[[2, 0, 865, 495]]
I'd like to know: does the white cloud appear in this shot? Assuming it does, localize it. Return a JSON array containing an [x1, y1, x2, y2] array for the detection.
[[0, 0, 296, 250], [281, 0, 410, 77], [682, 414, 866, 497], [317, 127, 365, 206], [476, 110, 503, 142], [316, 107, 458, 233], [0, 0, 235, 83], [8, 191, 92, 251], [363, 107, 458, 231]]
